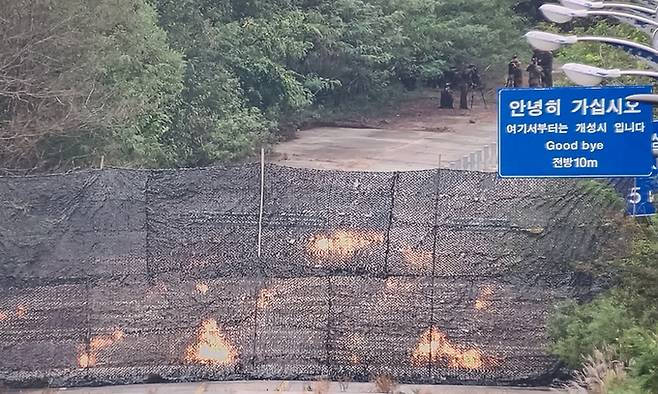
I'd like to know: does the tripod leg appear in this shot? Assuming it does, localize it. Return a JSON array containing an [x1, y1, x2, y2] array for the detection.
[[480, 89, 488, 109]]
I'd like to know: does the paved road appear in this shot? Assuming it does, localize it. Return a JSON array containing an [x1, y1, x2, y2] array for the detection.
[[274, 104, 497, 172], [7, 380, 562, 394]]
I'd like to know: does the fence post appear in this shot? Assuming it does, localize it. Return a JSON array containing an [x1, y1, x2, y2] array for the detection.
[[257, 148, 265, 259], [491, 143, 498, 169], [383, 173, 399, 274]]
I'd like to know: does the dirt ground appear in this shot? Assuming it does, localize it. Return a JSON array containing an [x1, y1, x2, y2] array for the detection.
[[273, 92, 498, 172]]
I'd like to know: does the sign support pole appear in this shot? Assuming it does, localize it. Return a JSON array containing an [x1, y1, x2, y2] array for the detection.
[[634, 177, 638, 217]]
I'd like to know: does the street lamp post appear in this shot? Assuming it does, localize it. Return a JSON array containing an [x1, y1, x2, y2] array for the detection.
[[530, 1, 658, 84], [562, 62, 658, 85], [540, 3, 658, 44], [526, 2, 658, 210], [540, 4, 658, 29]]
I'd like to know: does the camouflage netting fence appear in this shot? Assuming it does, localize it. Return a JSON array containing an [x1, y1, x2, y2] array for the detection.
[[0, 165, 624, 388]]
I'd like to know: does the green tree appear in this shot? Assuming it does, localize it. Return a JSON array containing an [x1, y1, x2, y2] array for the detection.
[[0, 0, 184, 172]]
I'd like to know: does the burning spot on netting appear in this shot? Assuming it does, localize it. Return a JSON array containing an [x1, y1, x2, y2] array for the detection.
[[0, 310, 7, 321], [474, 285, 495, 311], [77, 329, 125, 368], [401, 248, 432, 268], [196, 282, 209, 295], [185, 318, 237, 366], [257, 288, 276, 309], [16, 305, 27, 318], [307, 230, 384, 258], [411, 327, 500, 370]]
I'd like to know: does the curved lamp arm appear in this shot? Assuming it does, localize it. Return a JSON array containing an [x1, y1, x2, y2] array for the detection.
[[577, 9, 658, 26], [560, 0, 658, 14], [524, 31, 658, 70], [562, 62, 658, 85], [580, 36, 658, 67], [541, 4, 658, 27], [604, 2, 658, 13], [626, 94, 658, 104]]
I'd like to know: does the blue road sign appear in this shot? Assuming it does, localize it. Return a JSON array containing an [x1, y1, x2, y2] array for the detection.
[[498, 86, 654, 178], [627, 121, 658, 217], [627, 167, 658, 217]]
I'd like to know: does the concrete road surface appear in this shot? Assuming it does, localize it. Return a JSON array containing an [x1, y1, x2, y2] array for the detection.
[[7, 380, 562, 394]]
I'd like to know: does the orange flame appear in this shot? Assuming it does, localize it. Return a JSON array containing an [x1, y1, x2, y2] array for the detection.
[[196, 282, 209, 295], [458, 349, 483, 369], [77, 329, 125, 368], [15, 305, 27, 318], [185, 319, 237, 366], [257, 288, 276, 309], [474, 285, 494, 311], [0, 310, 7, 321], [307, 230, 384, 258], [401, 248, 432, 267], [411, 327, 498, 370]]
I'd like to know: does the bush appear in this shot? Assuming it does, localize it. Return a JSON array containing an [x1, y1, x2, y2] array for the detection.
[[550, 298, 637, 369], [550, 218, 658, 393]]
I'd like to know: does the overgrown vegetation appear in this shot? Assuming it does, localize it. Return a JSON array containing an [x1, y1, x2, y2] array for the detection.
[[563, 349, 630, 394], [0, 0, 184, 172], [0, 0, 530, 173], [550, 221, 658, 393]]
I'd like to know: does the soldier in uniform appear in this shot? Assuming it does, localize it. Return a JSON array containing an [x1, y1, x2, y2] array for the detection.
[[507, 55, 522, 87], [533, 49, 554, 87], [526, 57, 543, 88], [466, 64, 482, 89], [439, 83, 454, 109], [444, 66, 469, 109]]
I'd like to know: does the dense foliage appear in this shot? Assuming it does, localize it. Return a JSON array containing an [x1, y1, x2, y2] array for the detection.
[[0, 0, 529, 172], [550, 218, 658, 393], [0, 0, 184, 172]]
